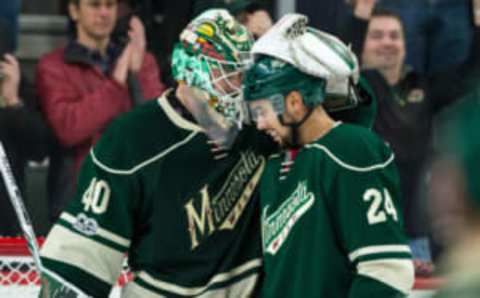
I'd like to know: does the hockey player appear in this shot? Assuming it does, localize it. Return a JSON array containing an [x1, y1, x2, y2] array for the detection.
[[242, 14, 415, 297], [39, 9, 267, 297]]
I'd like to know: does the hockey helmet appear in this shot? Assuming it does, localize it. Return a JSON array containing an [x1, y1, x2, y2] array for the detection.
[[172, 9, 254, 126], [243, 13, 361, 120]]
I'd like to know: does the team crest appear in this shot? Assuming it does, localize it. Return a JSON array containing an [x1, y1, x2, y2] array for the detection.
[[262, 181, 315, 255]]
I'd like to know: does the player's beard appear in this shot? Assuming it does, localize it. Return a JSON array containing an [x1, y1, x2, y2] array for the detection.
[[266, 125, 294, 149]]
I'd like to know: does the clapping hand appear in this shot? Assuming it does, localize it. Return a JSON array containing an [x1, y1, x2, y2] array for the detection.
[[127, 16, 146, 73], [352, 0, 377, 20], [112, 16, 146, 84], [112, 43, 132, 85], [0, 54, 21, 106]]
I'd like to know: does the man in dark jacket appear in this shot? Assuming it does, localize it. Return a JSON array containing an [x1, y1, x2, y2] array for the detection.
[[342, 3, 480, 271], [36, 0, 165, 223]]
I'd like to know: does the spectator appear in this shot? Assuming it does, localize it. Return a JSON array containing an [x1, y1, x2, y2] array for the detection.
[[428, 94, 480, 297], [300, 0, 474, 76], [36, 0, 165, 223], [0, 0, 21, 50], [229, 1, 273, 39], [0, 19, 53, 236], [192, 0, 273, 40], [378, 0, 474, 76], [341, 3, 480, 271]]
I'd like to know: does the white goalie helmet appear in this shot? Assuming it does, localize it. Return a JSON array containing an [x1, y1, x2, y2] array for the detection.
[[250, 13, 361, 111]]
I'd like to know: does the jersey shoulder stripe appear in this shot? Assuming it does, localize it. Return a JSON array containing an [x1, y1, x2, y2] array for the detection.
[[90, 89, 205, 175], [304, 123, 395, 172], [306, 143, 395, 172], [90, 130, 199, 175]]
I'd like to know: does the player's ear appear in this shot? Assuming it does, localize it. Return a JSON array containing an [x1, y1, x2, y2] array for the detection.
[[285, 90, 305, 115]]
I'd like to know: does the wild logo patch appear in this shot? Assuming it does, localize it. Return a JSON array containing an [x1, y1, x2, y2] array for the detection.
[[262, 181, 315, 255]]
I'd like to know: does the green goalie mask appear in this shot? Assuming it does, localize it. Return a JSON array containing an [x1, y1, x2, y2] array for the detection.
[[172, 9, 254, 126]]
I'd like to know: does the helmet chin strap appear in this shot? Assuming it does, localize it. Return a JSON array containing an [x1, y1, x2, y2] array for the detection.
[[279, 106, 314, 148]]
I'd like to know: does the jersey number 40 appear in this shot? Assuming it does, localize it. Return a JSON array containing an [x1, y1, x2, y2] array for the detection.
[[81, 178, 111, 215]]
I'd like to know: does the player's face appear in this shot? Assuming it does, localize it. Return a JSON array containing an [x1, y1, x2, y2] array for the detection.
[[70, 0, 118, 43], [209, 60, 246, 103], [211, 68, 243, 97], [362, 16, 406, 72], [249, 99, 291, 146]]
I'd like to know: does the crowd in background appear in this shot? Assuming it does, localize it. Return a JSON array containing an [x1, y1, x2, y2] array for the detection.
[[0, 0, 479, 285]]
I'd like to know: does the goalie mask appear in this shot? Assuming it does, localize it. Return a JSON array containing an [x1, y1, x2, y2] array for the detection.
[[172, 9, 253, 128], [244, 13, 361, 118]]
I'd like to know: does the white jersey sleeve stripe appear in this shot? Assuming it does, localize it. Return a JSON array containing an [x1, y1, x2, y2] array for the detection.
[[137, 258, 262, 296], [306, 143, 395, 172], [349, 244, 412, 262], [60, 212, 131, 248], [90, 131, 199, 175], [357, 259, 415, 294], [40, 225, 125, 285]]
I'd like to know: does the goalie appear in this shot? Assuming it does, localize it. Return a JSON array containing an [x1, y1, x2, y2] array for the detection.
[[39, 9, 267, 297]]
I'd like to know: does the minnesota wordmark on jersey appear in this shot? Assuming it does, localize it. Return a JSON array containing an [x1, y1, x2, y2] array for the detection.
[[185, 150, 265, 249]]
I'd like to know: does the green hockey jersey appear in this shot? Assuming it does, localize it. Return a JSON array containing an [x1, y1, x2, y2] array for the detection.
[[259, 123, 414, 298], [40, 90, 265, 297]]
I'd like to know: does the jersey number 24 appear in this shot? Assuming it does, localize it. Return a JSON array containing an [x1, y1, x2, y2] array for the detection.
[[363, 188, 398, 225]]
